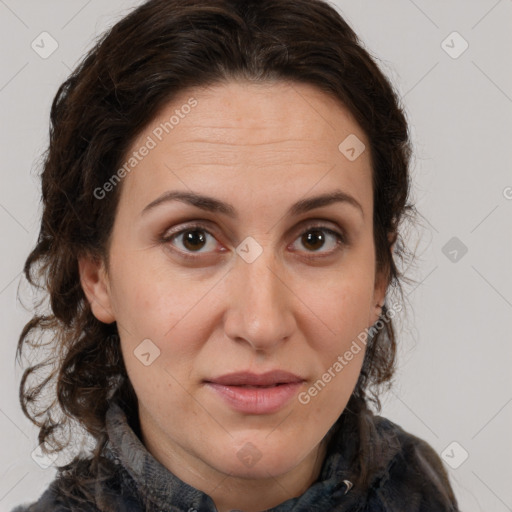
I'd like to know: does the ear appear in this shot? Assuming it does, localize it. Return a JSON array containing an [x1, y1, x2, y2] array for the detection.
[[369, 236, 396, 326], [78, 253, 116, 324], [369, 268, 388, 326]]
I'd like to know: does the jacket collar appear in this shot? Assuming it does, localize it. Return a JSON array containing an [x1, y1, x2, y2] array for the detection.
[[103, 400, 401, 511]]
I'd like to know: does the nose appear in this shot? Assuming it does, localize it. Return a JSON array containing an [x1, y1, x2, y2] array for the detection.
[[223, 244, 296, 353]]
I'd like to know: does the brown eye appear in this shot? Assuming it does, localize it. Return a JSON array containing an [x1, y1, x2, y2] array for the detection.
[[181, 229, 208, 251], [291, 226, 345, 256], [161, 225, 219, 256], [301, 229, 327, 251]]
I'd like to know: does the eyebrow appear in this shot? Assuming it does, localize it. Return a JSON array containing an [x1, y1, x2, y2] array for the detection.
[[141, 189, 364, 219]]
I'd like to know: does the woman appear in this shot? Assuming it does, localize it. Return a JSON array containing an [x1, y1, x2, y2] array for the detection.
[[13, 0, 460, 510]]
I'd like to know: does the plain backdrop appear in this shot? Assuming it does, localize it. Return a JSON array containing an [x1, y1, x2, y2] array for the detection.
[[1, 1, 511, 511]]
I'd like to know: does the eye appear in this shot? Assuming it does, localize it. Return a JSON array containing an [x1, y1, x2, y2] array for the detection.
[[159, 222, 346, 260], [160, 223, 219, 258], [289, 224, 345, 257]]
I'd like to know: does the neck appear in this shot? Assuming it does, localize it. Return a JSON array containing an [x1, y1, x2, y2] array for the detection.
[[141, 421, 329, 512]]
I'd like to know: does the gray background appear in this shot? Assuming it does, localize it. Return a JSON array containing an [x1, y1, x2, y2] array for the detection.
[[1, 1, 511, 510]]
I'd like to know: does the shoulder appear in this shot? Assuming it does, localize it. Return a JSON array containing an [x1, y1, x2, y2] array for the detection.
[[367, 414, 460, 511], [9, 457, 118, 512], [10, 480, 95, 512], [10, 491, 67, 511]]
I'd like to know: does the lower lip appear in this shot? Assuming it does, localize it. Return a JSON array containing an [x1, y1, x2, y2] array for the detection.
[[205, 382, 303, 414]]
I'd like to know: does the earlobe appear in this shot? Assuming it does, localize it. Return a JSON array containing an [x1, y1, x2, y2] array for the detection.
[[78, 254, 116, 324]]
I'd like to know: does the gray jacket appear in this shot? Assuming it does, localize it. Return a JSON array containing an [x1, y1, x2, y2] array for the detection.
[[12, 401, 460, 511]]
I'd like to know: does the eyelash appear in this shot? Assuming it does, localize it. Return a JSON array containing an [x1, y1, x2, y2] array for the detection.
[[159, 221, 346, 261]]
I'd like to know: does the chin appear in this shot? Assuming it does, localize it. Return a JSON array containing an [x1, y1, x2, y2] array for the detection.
[[228, 457, 298, 480], [209, 440, 306, 480]]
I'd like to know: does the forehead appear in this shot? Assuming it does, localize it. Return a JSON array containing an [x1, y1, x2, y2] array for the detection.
[[119, 80, 372, 215], [158, 80, 363, 141]]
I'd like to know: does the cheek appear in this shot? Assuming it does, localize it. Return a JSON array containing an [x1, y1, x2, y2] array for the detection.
[[109, 247, 194, 336], [297, 269, 374, 406], [300, 286, 369, 413], [299, 345, 365, 431], [304, 273, 374, 352], [107, 258, 200, 397]]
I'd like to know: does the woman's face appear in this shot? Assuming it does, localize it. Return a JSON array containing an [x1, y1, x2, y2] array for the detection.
[[80, 80, 387, 488]]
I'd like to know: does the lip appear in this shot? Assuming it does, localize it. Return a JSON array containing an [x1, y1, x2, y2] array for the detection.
[[204, 371, 305, 414], [206, 370, 304, 386]]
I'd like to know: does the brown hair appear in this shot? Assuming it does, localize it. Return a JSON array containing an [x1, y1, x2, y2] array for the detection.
[[17, 0, 416, 502]]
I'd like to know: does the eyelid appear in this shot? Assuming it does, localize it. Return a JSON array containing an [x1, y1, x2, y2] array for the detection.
[[288, 223, 346, 260], [159, 218, 347, 258], [159, 220, 219, 244], [159, 220, 220, 260]]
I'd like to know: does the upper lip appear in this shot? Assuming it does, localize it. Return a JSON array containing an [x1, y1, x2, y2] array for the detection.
[[205, 370, 304, 386]]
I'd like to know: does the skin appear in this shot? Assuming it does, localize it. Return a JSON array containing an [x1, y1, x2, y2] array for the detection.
[[79, 80, 389, 512]]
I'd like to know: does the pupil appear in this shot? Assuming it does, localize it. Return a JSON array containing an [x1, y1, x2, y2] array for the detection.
[[183, 230, 206, 251], [303, 230, 324, 251]]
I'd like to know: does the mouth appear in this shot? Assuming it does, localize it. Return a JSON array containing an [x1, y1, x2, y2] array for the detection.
[[223, 383, 286, 388], [203, 370, 305, 414], [204, 370, 304, 387]]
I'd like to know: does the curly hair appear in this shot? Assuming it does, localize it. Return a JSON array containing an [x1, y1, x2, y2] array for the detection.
[[16, 0, 417, 500]]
